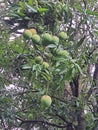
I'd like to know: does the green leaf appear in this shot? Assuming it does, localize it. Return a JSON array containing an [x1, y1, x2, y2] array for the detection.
[[95, 31, 98, 35], [9, 13, 20, 18], [28, 0, 33, 6], [17, 8, 26, 17], [86, 10, 98, 17], [59, 69, 67, 75], [41, 71, 51, 81], [75, 0, 83, 12], [22, 65, 32, 70], [46, 44, 57, 49], [25, 2, 37, 13], [38, 7, 49, 13], [54, 57, 67, 63], [19, 1, 26, 10], [74, 63, 85, 76]]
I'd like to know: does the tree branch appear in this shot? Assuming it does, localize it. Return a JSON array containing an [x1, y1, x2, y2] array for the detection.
[[18, 119, 67, 128]]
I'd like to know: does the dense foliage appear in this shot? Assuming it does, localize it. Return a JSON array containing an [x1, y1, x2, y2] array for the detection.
[[0, 0, 98, 130]]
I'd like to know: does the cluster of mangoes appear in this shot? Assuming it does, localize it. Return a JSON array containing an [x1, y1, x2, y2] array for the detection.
[[23, 28, 68, 108], [23, 28, 40, 43], [35, 56, 49, 69], [23, 28, 68, 45]]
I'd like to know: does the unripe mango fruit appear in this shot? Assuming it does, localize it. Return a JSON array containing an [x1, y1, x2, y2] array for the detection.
[[59, 31, 67, 40], [42, 33, 52, 45], [60, 50, 69, 56], [32, 34, 41, 44], [23, 30, 33, 39], [52, 36, 59, 44], [27, 114, 33, 119], [43, 62, 49, 69], [41, 95, 52, 107], [29, 28, 37, 35], [35, 56, 43, 64]]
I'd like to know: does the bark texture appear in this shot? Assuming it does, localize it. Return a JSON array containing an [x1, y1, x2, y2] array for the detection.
[[93, 61, 98, 129], [70, 75, 86, 130]]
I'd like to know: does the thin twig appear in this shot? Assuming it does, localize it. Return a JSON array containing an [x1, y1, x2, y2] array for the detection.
[[16, 117, 67, 128]]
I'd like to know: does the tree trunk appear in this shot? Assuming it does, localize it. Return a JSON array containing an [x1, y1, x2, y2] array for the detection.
[[93, 60, 98, 129], [70, 75, 86, 130], [77, 111, 86, 130]]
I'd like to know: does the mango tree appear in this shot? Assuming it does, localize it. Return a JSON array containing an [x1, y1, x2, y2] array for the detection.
[[0, 0, 98, 130]]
